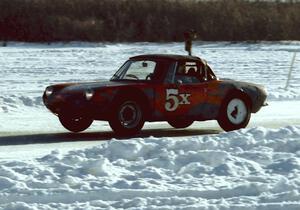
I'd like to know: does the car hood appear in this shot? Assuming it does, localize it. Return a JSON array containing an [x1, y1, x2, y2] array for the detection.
[[66, 81, 123, 91], [50, 80, 141, 93]]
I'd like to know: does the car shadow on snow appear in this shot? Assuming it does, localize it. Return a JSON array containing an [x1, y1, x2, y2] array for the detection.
[[0, 128, 221, 146]]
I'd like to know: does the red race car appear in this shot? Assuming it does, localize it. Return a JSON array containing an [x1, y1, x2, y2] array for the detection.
[[43, 54, 267, 135]]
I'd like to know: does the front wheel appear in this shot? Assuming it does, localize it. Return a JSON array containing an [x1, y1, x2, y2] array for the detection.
[[59, 114, 93, 133], [217, 92, 251, 131], [109, 100, 145, 136], [168, 119, 194, 129]]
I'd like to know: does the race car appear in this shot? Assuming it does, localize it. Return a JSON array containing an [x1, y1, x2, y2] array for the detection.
[[43, 54, 267, 135]]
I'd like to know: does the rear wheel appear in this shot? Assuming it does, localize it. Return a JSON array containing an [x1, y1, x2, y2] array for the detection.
[[109, 99, 145, 136], [59, 113, 93, 133], [168, 119, 194, 129], [217, 92, 251, 131]]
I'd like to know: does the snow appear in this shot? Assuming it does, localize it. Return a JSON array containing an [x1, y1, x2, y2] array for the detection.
[[0, 41, 300, 209], [1, 41, 300, 115], [0, 126, 300, 209]]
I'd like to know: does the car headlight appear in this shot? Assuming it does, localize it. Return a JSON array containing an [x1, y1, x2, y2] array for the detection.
[[45, 87, 54, 97], [85, 89, 94, 100]]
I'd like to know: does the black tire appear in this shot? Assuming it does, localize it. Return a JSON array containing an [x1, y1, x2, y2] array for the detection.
[[217, 92, 251, 132], [109, 99, 145, 136], [168, 119, 194, 129], [59, 113, 93, 133]]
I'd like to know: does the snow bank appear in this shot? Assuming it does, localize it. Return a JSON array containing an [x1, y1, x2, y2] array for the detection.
[[0, 95, 42, 113], [0, 126, 300, 209]]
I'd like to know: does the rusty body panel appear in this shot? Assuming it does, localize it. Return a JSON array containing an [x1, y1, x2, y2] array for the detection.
[[43, 54, 267, 134]]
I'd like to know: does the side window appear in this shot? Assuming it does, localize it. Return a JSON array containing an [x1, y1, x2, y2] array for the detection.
[[175, 62, 202, 84], [163, 61, 216, 84]]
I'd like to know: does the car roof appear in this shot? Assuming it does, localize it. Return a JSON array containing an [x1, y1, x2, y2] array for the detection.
[[130, 54, 202, 62]]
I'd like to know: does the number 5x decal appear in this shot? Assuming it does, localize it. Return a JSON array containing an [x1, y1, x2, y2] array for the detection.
[[165, 89, 191, 111]]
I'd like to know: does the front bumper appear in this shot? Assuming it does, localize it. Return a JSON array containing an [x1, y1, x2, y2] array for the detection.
[[43, 92, 90, 113], [43, 92, 110, 120]]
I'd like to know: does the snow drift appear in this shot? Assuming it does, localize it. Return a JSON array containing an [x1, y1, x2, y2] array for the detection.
[[0, 126, 300, 209]]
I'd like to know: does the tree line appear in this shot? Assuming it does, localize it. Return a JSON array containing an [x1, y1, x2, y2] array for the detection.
[[0, 0, 300, 42]]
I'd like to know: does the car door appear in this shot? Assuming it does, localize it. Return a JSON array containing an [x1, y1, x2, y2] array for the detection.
[[154, 60, 208, 119]]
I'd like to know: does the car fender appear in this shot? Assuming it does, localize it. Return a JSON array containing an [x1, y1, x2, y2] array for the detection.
[[110, 87, 153, 120], [217, 80, 257, 112]]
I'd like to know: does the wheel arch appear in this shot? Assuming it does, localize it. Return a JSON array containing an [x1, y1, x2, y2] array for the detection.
[[237, 88, 253, 111], [111, 87, 152, 120]]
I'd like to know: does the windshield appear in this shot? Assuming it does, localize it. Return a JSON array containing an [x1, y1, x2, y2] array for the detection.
[[111, 60, 157, 81]]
